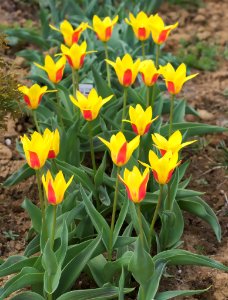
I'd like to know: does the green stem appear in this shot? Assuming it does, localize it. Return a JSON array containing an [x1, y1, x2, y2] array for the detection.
[[89, 122, 97, 174], [151, 84, 156, 110], [121, 87, 128, 131], [155, 44, 160, 68], [146, 86, 150, 107], [108, 166, 120, 261], [167, 183, 171, 210], [47, 293, 52, 300], [149, 184, 163, 238], [55, 85, 64, 128], [50, 205, 57, 249], [136, 203, 144, 247], [32, 110, 40, 133], [169, 94, 175, 136], [51, 159, 59, 173], [72, 68, 79, 95], [36, 170, 45, 222], [104, 42, 111, 88], [141, 41, 146, 60]]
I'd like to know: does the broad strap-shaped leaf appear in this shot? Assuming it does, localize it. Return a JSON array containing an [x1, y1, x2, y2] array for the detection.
[[92, 65, 115, 98], [11, 292, 45, 299], [155, 286, 210, 300], [56, 222, 68, 267], [3, 163, 35, 187], [173, 99, 186, 123], [21, 198, 42, 234], [0, 256, 37, 277], [113, 198, 129, 247], [24, 235, 40, 257], [87, 255, 107, 287]]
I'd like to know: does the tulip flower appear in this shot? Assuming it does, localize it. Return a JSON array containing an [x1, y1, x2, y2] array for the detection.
[[92, 15, 118, 42], [43, 128, 60, 159], [60, 41, 95, 70], [50, 20, 89, 47], [119, 166, 149, 203], [125, 12, 151, 41], [18, 84, 57, 109], [139, 60, 160, 86], [70, 88, 113, 121], [152, 130, 197, 156], [42, 170, 73, 205], [105, 54, 140, 87], [159, 63, 198, 95], [140, 151, 180, 185], [34, 55, 66, 84], [98, 132, 140, 166], [20, 131, 52, 170], [149, 14, 178, 45], [124, 105, 158, 136]]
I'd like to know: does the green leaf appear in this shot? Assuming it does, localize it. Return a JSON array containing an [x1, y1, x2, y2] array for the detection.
[[56, 283, 134, 300], [0, 256, 37, 277], [92, 66, 114, 98], [21, 198, 42, 234], [118, 267, 125, 300], [144, 263, 166, 300], [80, 186, 110, 250], [94, 153, 107, 187], [11, 292, 45, 300], [88, 255, 107, 287], [24, 235, 40, 257], [113, 199, 129, 247], [173, 99, 186, 123], [3, 163, 35, 187], [155, 287, 210, 300], [56, 222, 68, 267], [178, 196, 221, 241]]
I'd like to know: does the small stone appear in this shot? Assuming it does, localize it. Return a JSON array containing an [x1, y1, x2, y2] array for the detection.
[[5, 138, 12, 146], [194, 14, 206, 23], [198, 109, 214, 121]]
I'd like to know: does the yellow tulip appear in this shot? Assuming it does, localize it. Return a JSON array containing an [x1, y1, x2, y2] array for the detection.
[[149, 14, 178, 45], [42, 170, 73, 205], [70, 88, 113, 121], [125, 11, 151, 41], [18, 84, 57, 109], [98, 132, 140, 166], [124, 105, 158, 136], [106, 54, 140, 87], [139, 60, 160, 86], [43, 128, 60, 159], [92, 15, 118, 42], [159, 63, 198, 94], [140, 150, 180, 185], [20, 131, 52, 170], [50, 20, 89, 47], [119, 166, 149, 203], [34, 55, 66, 84], [152, 130, 197, 156]]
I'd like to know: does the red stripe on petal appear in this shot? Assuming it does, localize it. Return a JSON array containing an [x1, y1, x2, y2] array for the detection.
[[66, 55, 73, 68], [79, 54, 85, 68], [167, 81, 175, 94], [38, 93, 44, 105], [138, 173, 149, 202], [153, 170, 159, 183], [123, 69, 132, 86], [138, 27, 146, 39], [151, 73, 159, 85], [47, 180, 56, 204], [166, 169, 174, 183], [56, 66, 64, 82], [116, 142, 127, 165], [24, 95, 31, 107], [83, 110, 93, 121], [72, 29, 82, 44], [28, 151, 40, 169], [144, 122, 151, 134], [158, 29, 169, 44], [141, 73, 145, 84], [48, 150, 56, 159], [105, 26, 112, 40], [160, 149, 167, 156], [131, 123, 139, 135]]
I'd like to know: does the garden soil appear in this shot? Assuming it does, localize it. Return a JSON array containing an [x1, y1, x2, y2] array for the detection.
[[0, 0, 227, 299]]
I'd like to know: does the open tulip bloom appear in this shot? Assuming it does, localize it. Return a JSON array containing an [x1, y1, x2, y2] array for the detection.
[[98, 132, 140, 166], [105, 54, 140, 87], [139, 60, 160, 86], [119, 166, 149, 203], [92, 15, 118, 42], [70, 88, 113, 121], [50, 20, 89, 47], [34, 55, 66, 84], [18, 84, 57, 109], [125, 11, 152, 41], [152, 130, 197, 156], [42, 170, 73, 205], [124, 105, 158, 136], [43, 128, 60, 159], [160, 63, 198, 95], [150, 14, 178, 45]]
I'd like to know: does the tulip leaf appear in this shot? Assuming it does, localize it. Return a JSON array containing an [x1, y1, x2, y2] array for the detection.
[[178, 196, 221, 241], [94, 152, 107, 187], [118, 267, 125, 300], [3, 163, 35, 187], [155, 287, 211, 300], [173, 99, 186, 123], [92, 66, 115, 98], [24, 235, 40, 257], [11, 292, 45, 300], [113, 198, 129, 247], [0, 256, 37, 277], [21, 198, 42, 234], [56, 222, 68, 267], [87, 254, 107, 287]]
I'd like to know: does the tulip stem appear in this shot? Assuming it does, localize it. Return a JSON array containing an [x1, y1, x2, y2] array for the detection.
[[136, 203, 144, 247], [72, 69, 79, 95], [149, 184, 163, 238], [50, 205, 57, 250], [169, 94, 175, 136], [35, 170, 45, 224], [104, 42, 111, 88], [155, 44, 160, 68], [89, 122, 97, 174], [121, 87, 128, 131], [146, 86, 150, 107], [151, 84, 156, 110], [108, 166, 120, 261], [32, 110, 40, 133], [167, 183, 172, 210], [141, 41, 146, 60]]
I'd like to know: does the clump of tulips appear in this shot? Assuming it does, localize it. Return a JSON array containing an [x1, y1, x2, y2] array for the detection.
[[1, 8, 227, 300]]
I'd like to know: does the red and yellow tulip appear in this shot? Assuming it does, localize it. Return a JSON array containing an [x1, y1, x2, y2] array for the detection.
[[124, 105, 158, 136], [125, 11, 151, 41], [152, 130, 197, 156], [92, 15, 118, 42], [140, 151, 180, 185], [106, 54, 140, 87], [50, 20, 88, 47], [20, 131, 52, 170], [150, 14, 178, 45], [18, 84, 57, 109], [70, 88, 113, 121], [119, 166, 149, 203], [42, 170, 73, 205], [43, 128, 60, 159], [139, 60, 160, 86], [159, 63, 198, 94], [34, 55, 66, 84], [61, 41, 95, 70], [98, 132, 140, 166]]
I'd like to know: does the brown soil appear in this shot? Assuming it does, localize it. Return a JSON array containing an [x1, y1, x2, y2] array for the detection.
[[0, 0, 228, 299]]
